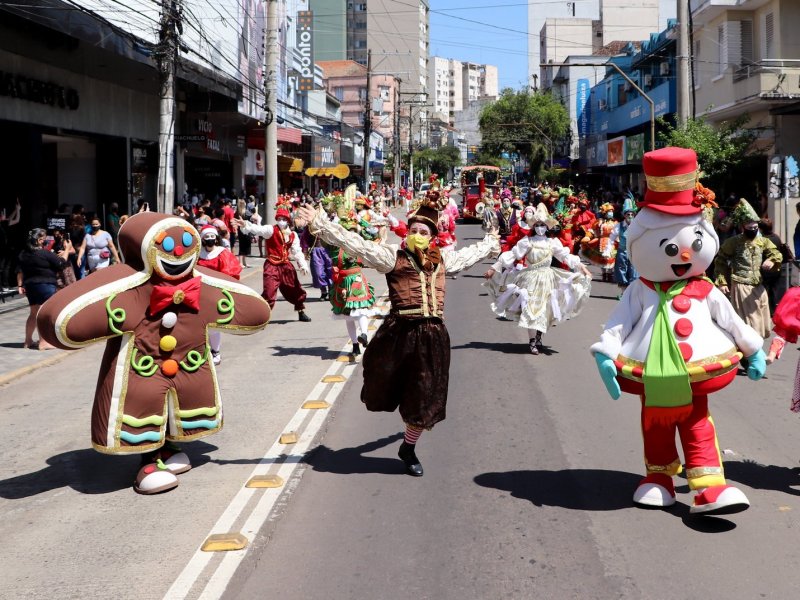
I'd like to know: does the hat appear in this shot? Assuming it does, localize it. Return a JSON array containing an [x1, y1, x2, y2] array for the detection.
[[408, 179, 446, 233], [530, 203, 557, 227], [200, 225, 219, 240], [275, 207, 291, 220], [640, 147, 700, 215], [622, 192, 637, 214], [731, 198, 760, 226], [275, 196, 292, 221], [600, 202, 615, 214]]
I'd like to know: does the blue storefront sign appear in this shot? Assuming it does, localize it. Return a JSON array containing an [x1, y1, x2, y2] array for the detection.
[[576, 79, 591, 138]]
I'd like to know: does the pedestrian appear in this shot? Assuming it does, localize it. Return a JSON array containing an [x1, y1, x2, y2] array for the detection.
[[758, 217, 788, 313], [713, 199, 782, 338], [236, 199, 252, 268], [106, 202, 121, 244], [484, 203, 592, 355], [234, 200, 312, 322], [197, 224, 242, 365], [50, 226, 76, 289], [17, 228, 69, 349], [68, 211, 87, 280], [77, 217, 120, 274], [609, 195, 639, 299], [295, 182, 500, 476], [0, 198, 21, 293]]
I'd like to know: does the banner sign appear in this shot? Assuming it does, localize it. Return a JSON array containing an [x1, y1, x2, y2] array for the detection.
[[576, 78, 591, 138], [311, 136, 340, 168], [297, 11, 314, 91], [625, 133, 645, 163]]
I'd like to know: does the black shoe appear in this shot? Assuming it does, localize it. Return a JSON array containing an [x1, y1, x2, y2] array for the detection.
[[320, 291, 329, 301], [398, 441, 423, 476], [298, 311, 311, 322], [352, 343, 360, 356], [357, 333, 368, 347]]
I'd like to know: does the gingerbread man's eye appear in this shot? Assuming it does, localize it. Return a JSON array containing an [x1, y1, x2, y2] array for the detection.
[[182, 232, 193, 247], [162, 236, 175, 252], [664, 243, 679, 257]]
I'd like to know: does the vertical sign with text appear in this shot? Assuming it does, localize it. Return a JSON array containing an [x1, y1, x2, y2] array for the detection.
[[576, 78, 590, 138], [297, 11, 314, 91]]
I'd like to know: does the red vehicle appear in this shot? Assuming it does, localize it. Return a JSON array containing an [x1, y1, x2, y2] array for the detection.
[[460, 165, 501, 222]]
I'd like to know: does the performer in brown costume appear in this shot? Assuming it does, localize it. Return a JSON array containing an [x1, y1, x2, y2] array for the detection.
[[297, 186, 499, 476], [37, 212, 271, 494]]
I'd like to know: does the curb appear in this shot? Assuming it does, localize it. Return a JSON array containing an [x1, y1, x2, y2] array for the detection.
[[0, 349, 76, 387]]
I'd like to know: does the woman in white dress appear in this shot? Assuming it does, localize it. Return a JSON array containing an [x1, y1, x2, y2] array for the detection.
[[484, 203, 592, 354]]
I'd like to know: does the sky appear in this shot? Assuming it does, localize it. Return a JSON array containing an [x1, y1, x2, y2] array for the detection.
[[429, 0, 531, 91]]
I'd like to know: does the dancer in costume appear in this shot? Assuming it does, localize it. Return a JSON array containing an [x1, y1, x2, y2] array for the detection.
[[581, 202, 618, 282], [235, 200, 312, 322], [591, 147, 767, 515], [295, 184, 500, 477], [197, 225, 243, 365], [36, 212, 270, 494], [608, 194, 639, 299], [484, 203, 592, 355], [570, 193, 595, 254]]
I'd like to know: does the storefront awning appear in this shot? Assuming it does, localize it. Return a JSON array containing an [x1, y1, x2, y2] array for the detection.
[[305, 164, 351, 179], [277, 156, 304, 173], [277, 127, 303, 145]]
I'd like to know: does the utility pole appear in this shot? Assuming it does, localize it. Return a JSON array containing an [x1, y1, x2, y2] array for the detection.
[[264, 0, 278, 223], [677, 0, 691, 124], [362, 49, 372, 192], [156, 0, 180, 214], [394, 79, 401, 192], [408, 109, 414, 191]]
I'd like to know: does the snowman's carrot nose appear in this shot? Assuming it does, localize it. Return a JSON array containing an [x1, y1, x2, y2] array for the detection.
[[680, 251, 691, 262]]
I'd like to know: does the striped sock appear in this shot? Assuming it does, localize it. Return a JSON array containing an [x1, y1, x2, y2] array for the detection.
[[404, 424, 423, 445]]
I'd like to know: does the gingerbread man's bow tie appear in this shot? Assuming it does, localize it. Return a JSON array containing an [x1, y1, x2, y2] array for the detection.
[[150, 276, 202, 314]]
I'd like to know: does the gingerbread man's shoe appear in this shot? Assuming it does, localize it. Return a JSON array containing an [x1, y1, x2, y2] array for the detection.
[[633, 473, 676, 508], [134, 460, 179, 495], [690, 485, 750, 515], [159, 445, 191, 475]]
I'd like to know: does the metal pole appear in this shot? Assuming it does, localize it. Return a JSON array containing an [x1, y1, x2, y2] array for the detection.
[[362, 49, 372, 192], [785, 158, 791, 293], [156, 0, 178, 214], [394, 79, 401, 193], [264, 0, 278, 223], [677, 0, 691, 125]]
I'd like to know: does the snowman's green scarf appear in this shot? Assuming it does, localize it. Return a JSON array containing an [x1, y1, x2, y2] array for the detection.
[[643, 280, 692, 407]]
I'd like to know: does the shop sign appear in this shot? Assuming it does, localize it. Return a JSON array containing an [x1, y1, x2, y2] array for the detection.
[[297, 11, 315, 91], [586, 138, 607, 168], [184, 114, 247, 157], [626, 133, 645, 163], [576, 78, 591, 138], [311, 136, 340, 168], [593, 82, 673, 136], [607, 136, 626, 167], [0, 70, 79, 110]]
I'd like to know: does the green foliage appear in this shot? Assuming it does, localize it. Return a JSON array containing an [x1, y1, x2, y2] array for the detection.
[[479, 89, 570, 173], [470, 150, 509, 169], [412, 145, 461, 178], [657, 114, 758, 181]]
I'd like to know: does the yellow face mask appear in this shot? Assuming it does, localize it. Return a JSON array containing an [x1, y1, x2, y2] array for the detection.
[[406, 233, 431, 252]]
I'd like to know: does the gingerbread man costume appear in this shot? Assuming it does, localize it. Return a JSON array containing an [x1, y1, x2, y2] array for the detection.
[[37, 212, 271, 493]]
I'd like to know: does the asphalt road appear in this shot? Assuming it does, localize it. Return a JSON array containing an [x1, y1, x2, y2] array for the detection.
[[224, 225, 800, 600]]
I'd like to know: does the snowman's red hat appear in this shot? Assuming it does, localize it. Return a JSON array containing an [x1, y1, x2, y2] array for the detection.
[[640, 147, 699, 215]]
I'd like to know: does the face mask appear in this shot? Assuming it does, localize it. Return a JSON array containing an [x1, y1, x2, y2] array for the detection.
[[202, 239, 216, 247], [534, 226, 548, 236], [406, 233, 430, 252], [744, 228, 758, 239], [605, 212, 614, 219], [91, 225, 100, 231], [502, 202, 510, 209], [276, 220, 289, 229]]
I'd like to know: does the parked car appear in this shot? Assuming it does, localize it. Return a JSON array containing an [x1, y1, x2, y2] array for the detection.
[[416, 182, 431, 199]]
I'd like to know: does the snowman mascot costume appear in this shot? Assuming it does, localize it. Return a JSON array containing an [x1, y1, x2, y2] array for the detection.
[[591, 147, 767, 516]]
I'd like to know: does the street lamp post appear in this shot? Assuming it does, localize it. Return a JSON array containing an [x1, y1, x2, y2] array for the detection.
[[541, 62, 656, 152]]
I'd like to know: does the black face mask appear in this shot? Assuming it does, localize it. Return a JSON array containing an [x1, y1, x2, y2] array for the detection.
[[744, 229, 758, 239], [202, 240, 216, 247]]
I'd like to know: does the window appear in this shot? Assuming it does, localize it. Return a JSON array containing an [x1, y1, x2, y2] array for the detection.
[[763, 12, 775, 60], [334, 87, 344, 101], [720, 20, 753, 71], [692, 39, 700, 83], [379, 85, 390, 100], [359, 88, 367, 100], [717, 24, 727, 75]]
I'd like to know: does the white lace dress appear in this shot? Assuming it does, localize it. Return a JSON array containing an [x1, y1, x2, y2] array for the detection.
[[485, 235, 592, 332]]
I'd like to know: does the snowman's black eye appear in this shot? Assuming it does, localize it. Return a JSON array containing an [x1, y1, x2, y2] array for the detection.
[[665, 243, 679, 257], [692, 238, 703, 252]]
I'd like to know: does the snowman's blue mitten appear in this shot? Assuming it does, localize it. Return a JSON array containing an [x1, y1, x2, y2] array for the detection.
[[594, 353, 621, 400], [746, 349, 766, 381]]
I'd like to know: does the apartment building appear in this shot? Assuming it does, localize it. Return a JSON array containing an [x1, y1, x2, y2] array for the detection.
[[428, 57, 498, 127]]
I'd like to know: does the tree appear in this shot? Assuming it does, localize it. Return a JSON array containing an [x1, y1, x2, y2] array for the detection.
[[657, 114, 759, 183], [479, 89, 569, 176], [412, 145, 461, 179]]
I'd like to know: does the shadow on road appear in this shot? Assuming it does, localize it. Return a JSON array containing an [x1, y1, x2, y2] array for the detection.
[[304, 432, 405, 476], [0, 441, 218, 498], [724, 459, 800, 497], [474, 469, 739, 532], [452, 340, 559, 356], [270, 345, 342, 360]]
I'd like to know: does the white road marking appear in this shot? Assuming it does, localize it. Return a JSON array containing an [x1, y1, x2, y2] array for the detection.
[[163, 303, 386, 600]]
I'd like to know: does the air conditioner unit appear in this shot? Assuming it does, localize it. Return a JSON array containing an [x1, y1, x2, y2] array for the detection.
[[599, 99, 608, 110], [643, 74, 653, 87], [660, 62, 670, 75], [624, 82, 633, 92]]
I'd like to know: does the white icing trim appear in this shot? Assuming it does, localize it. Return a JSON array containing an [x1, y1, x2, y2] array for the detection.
[[107, 332, 132, 447]]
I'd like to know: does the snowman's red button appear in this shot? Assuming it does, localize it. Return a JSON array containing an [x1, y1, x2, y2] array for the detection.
[[674, 318, 693, 337], [678, 342, 693, 361], [672, 295, 691, 313]]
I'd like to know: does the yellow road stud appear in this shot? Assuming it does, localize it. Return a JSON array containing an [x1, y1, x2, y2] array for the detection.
[[302, 400, 331, 409], [246, 475, 284, 488], [322, 375, 346, 383], [279, 431, 298, 444], [201, 533, 248, 552]]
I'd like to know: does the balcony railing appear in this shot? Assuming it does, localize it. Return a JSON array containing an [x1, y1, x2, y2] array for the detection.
[[733, 59, 800, 85]]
